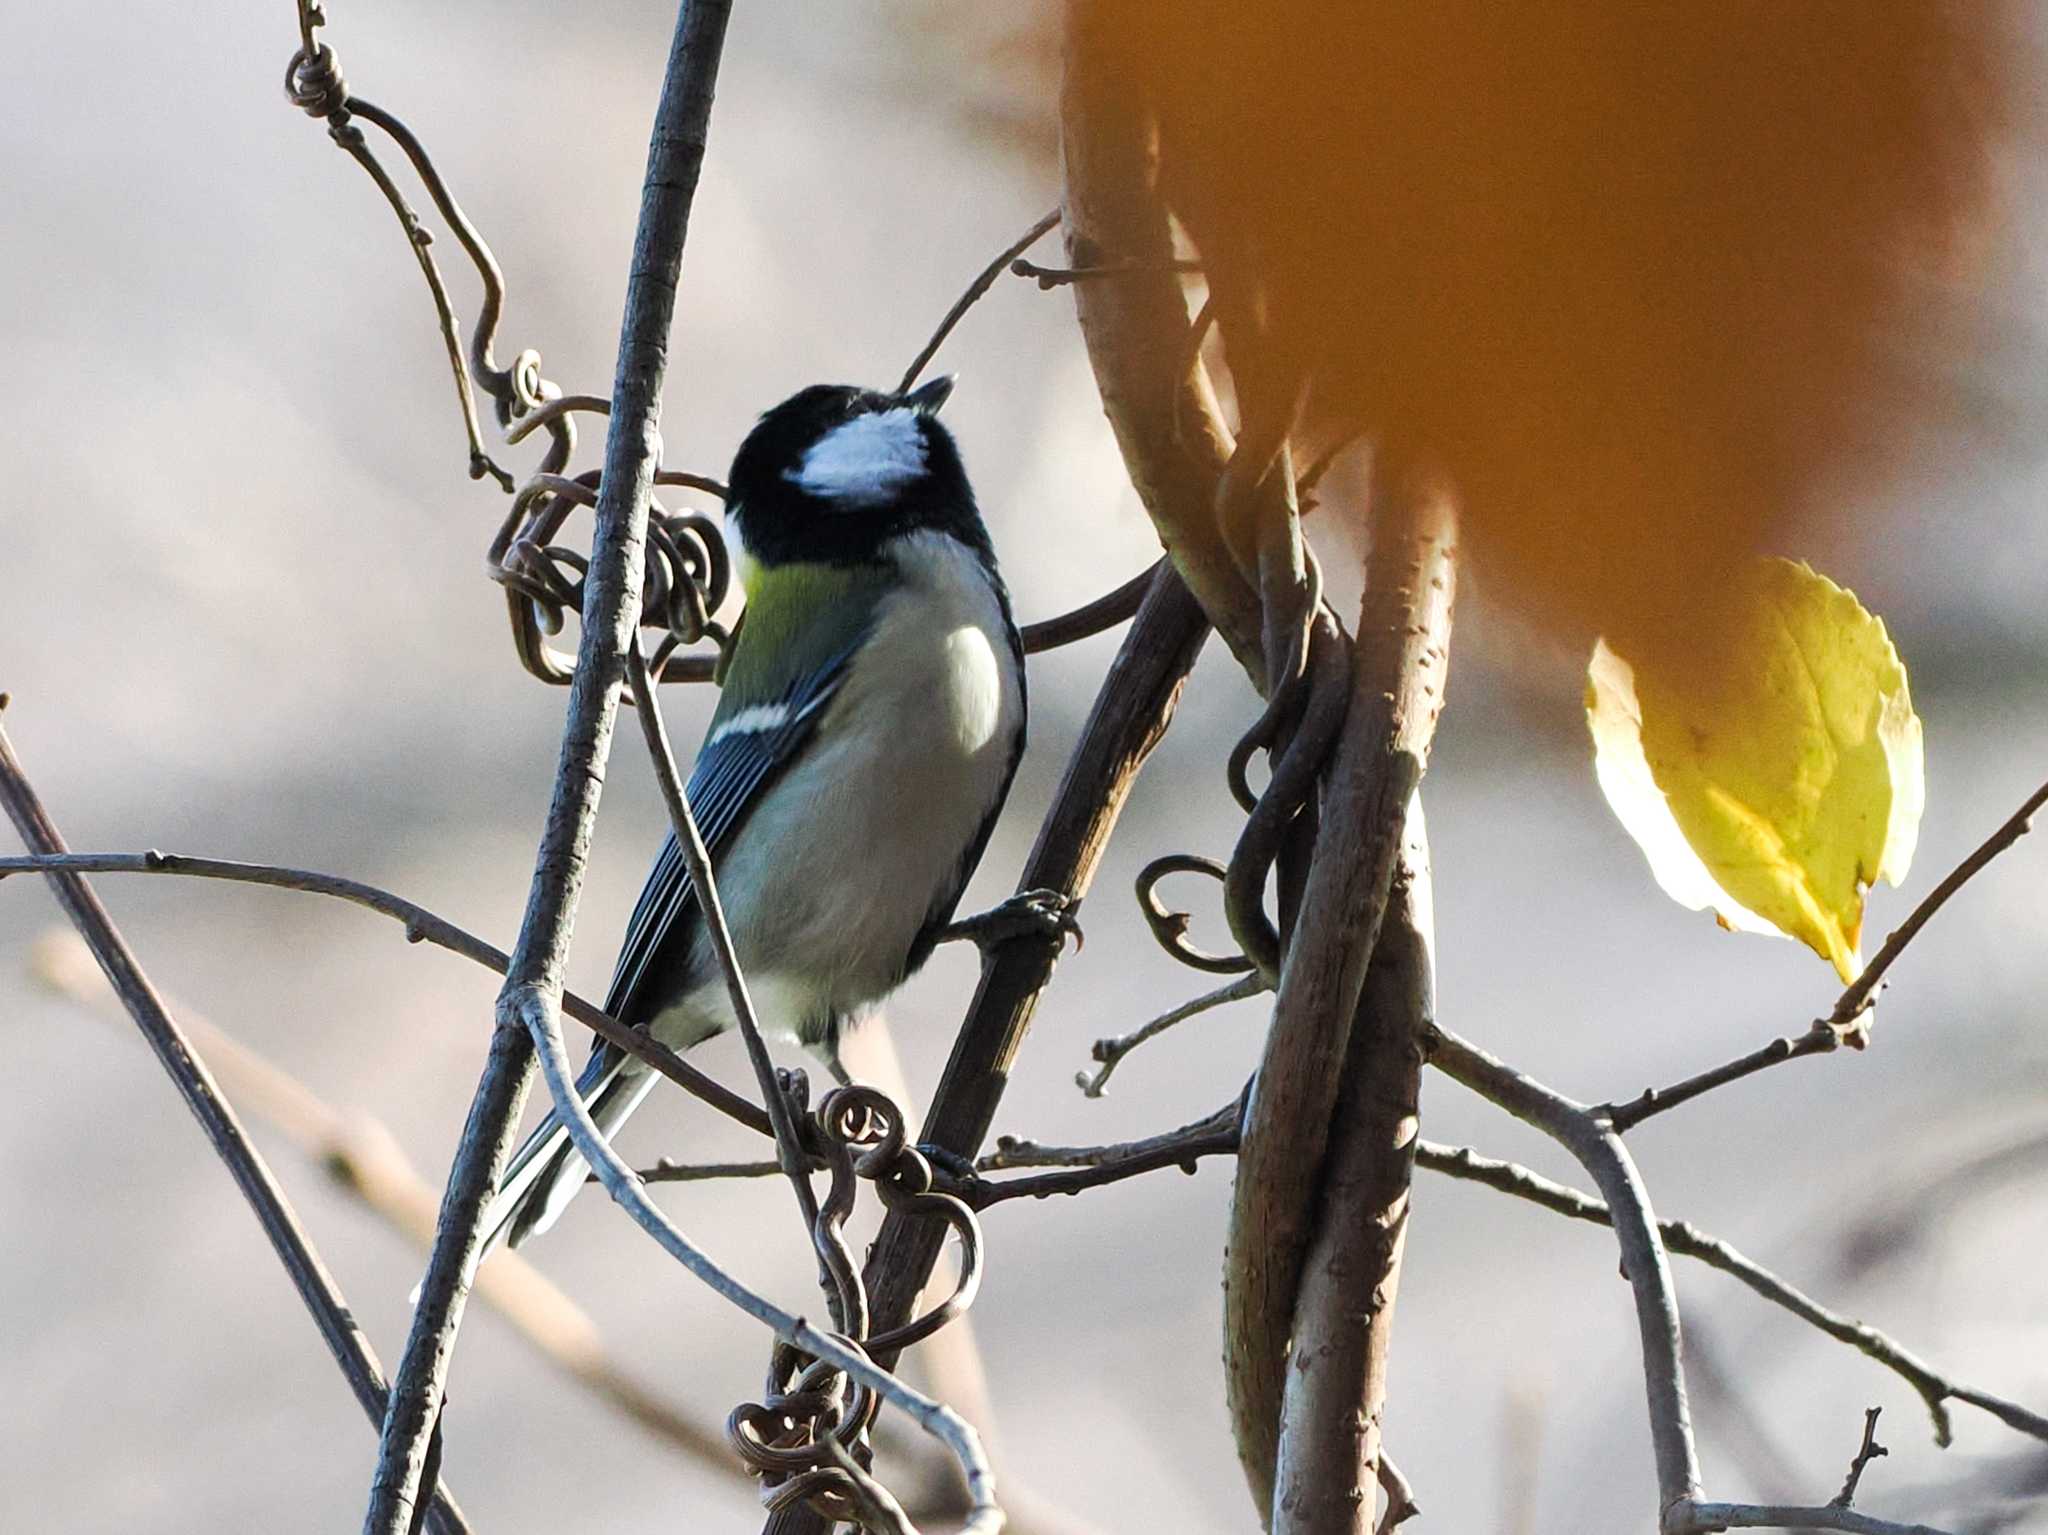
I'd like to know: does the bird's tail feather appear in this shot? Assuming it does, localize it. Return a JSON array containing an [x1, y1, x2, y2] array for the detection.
[[476, 1049, 657, 1258]]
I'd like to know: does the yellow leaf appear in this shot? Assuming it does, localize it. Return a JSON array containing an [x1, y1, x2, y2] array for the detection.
[[1586, 558, 1924, 982]]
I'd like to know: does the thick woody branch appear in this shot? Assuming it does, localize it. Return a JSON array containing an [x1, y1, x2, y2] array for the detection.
[[1225, 473, 1455, 1520], [0, 722, 471, 1535], [762, 564, 1210, 1535], [365, 6, 731, 1529], [1273, 815, 1434, 1535], [863, 566, 1207, 1310], [1059, 0, 1262, 681]]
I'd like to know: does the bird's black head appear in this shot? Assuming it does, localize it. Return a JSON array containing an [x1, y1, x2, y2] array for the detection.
[[724, 377, 993, 569]]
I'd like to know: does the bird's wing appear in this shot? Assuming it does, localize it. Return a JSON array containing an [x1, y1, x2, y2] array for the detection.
[[601, 562, 894, 1022]]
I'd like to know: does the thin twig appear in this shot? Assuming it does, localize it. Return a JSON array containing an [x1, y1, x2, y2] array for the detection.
[[1375, 1456, 1421, 1535], [625, 640, 830, 1278], [654, 560, 1162, 686], [365, 6, 733, 1529], [0, 850, 768, 1135], [31, 929, 736, 1471], [1833, 778, 2048, 1024], [1666, 1501, 1955, 1535], [1606, 776, 2048, 1132], [0, 722, 472, 1535], [1007, 256, 1201, 289], [1075, 972, 1265, 1097], [1017, 561, 1158, 654], [516, 987, 1002, 1535], [960, 1103, 1241, 1209], [1834, 1408, 1889, 1507], [897, 209, 1060, 394], [1426, 1026, 1705, 1520], [1413, 1142, 2048, 1447]]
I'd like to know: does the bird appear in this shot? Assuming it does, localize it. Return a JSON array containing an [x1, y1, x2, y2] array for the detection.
[[478, 373, 1037, 1253]]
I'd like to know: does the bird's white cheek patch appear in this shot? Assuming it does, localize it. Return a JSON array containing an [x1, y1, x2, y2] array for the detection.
[[940, 625, 1003, 755], [787, 408, 927, 508]]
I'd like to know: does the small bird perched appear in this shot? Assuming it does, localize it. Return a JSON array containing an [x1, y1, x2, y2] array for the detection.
[[480, 375, 1030, 1251]]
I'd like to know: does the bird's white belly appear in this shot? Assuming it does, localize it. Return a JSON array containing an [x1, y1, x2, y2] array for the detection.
[[653, 530, 1023, 1052]]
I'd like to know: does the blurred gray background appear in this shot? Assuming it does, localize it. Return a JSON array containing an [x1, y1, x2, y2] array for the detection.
[[3, 3, 2046, 1531]]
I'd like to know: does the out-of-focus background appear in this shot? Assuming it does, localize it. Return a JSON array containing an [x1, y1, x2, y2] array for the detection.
[[4, 4, 2046, 1530]]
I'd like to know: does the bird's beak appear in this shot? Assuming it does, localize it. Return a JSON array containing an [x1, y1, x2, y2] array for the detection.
[[900, 374, 956, 416]]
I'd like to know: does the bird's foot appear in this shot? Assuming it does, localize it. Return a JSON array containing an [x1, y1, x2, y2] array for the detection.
[[940, 888, 1083, 954]]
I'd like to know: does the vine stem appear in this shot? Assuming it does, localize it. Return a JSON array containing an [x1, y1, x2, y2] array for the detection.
[[362, 5, 733, 1530]]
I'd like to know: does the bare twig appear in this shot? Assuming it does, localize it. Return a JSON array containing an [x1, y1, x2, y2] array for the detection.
[[0, 850, 769, 1135], [1426, 1027, 1705, 1521], [1007, 256, 1201, 289], [516, 987, 1003, 1535], [1835, 1408, 1889, 1508], [653, 560, 1163, 686], [897, 209, 1060, 394], [0, 722, 470, 1535], [961, 1105, 1240, 1209], [1831, 778, 2048, 1024], [1603, 1023, 1853, 1135], [365, 6, 733, 1529], [624, 640, 825, 1251], [1606, 776, 2048, 1133], [1016, 561, 1158, 654], [1375, 1457, 1420, 1535], [31, 929, 735, 1470], [1666, 1502, 1955, 1535], [1076, 972, 1266, 1097], [977, 1100, 1242, 1172], [1413, 1143, 2048, 1448], [639, 1099, 1246, 1207]]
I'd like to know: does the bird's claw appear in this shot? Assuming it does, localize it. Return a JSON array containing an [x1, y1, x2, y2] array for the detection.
[[941, 888, 1083, 954]]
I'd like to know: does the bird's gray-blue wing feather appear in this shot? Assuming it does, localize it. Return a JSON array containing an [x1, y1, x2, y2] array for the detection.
[[601, 677, 846, 1020]]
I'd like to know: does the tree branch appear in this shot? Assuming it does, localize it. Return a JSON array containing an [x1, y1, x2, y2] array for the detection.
[[1076, 972, 1266, 1098], [1606, 775, 2048, 1133], [1412, 1143, 2048, 1448], [1273, 813, 1434, 1535], [515, 986, 1001, 1535], [1665, 1502, 1954, 1535], [0, 850, 768, 1134], [1226, 470, 1455, 1520], [1426, 1027, 1705, 1521], [364, 5, 732, 1529], [0, 721, 472, 1535], [898, 209, 1061, 394], [760, 564, 1211, 1535], [31, 929, 736, 1471], [1059, 0, 1263, 681], [625, 641, 827, 1271]]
